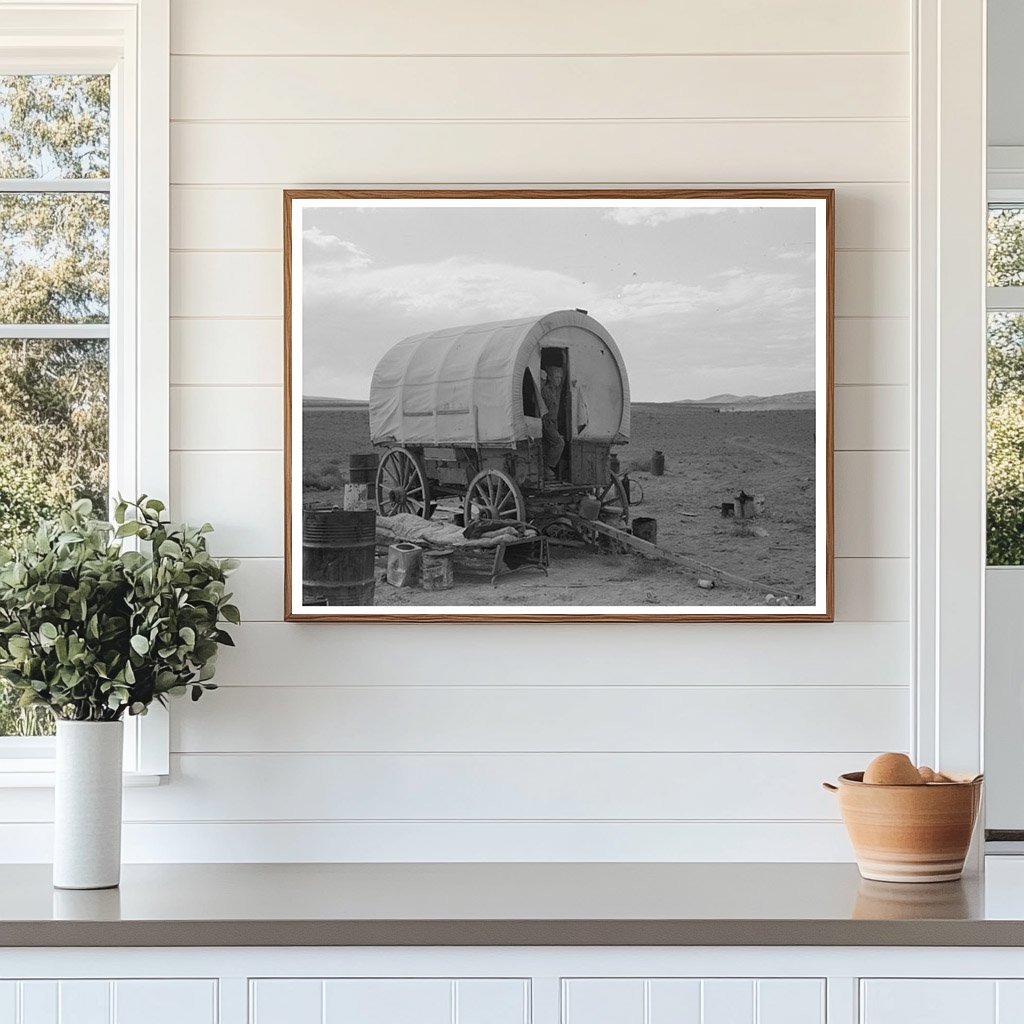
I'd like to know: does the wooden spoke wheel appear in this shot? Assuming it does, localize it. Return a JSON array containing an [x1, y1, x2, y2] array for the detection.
[[464, 468, 526, 524], [375, 447, 432, 518], [591, 473, 631, 529]]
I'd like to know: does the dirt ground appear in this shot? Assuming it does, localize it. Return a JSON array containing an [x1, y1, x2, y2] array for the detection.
[[303, 403, 817, 608]]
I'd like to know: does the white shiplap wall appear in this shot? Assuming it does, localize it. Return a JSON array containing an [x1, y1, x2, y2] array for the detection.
[[4, 0, 916, 861]]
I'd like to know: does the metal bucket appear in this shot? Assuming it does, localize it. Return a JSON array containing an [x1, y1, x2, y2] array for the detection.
[[632, 517, 657, 544], [651, 450, 665, 476], [421, 548, 455, 591], [302, 508, 376, 606]]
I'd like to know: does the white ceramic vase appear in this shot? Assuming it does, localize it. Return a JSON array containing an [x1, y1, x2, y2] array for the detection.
[[53, 720, 124, 890]]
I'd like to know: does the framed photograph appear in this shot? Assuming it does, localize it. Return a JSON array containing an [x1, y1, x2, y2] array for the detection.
[[284, 189, 833, 622]]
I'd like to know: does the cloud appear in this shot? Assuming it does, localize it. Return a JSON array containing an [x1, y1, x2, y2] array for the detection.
[[302, 227, 371, 267], [603, 206, 736, 227], [305, 256, 595, 320]]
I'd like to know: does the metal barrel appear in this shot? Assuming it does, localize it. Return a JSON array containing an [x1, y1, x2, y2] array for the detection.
[[651, 450, 665, 476], [302, 508, 376, 606]]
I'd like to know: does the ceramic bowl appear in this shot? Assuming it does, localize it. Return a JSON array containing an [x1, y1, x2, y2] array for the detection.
[[823, 772, 983, 883]]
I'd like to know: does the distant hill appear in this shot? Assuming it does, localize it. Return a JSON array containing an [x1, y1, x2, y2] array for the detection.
[[303, 396, 369, 408], [672, 390, 814, 411]]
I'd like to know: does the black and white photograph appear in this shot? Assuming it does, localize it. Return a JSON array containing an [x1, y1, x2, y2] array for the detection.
[[285, 190, 833, 621]]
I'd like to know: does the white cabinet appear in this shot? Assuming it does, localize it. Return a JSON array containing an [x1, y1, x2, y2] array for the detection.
[[249, 978, 529, 1024], [562, 978, 825, 1024], [861, 979, 1024, 1024], [0, 980, 216, 1024]]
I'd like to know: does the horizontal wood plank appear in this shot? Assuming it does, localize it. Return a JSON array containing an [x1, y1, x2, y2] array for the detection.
[[833, 558, 909, 622], [834, 385, 909, 451], [171, 54, 908, 122], [834, 318, 909, 385], [171, 386, 282, 450], [210, 620, 910, 687], [171, 451, 283, 557], [834, 451, 909, 557], [116, 752, 865, 821], [170, 684, 909, 754], [0, 820, 857, 862], [170, 120, 909, 186], [170, 183, 908, 251], [171, 319, 284, 386], [170, 0, 910, 56]]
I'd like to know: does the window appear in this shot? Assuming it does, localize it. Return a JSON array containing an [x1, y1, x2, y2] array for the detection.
[[987, 205, 1024, 565], [0, 74, 111, 738], [0, 3, 169, 778]]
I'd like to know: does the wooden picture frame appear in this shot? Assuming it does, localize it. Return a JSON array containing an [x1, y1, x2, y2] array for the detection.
[[284, 189, 834, 622]]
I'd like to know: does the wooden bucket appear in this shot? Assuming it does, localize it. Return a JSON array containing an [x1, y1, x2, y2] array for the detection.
[[823, 772, 983, 883], [302, 508, 376, 606]]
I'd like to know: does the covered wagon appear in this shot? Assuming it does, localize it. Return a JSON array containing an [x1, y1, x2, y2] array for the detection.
[[369, 309, 632, 534]]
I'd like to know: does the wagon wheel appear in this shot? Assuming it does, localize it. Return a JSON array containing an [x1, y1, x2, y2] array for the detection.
[[375, 447, 432, 518], [591, 472, 631, 529], [464, 468, 526, 524]]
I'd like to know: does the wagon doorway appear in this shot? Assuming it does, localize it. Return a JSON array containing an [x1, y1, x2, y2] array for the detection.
[[541, 347, 569, 479]]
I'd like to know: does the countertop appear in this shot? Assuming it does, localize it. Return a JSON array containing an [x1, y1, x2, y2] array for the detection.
[[7, 861, 1024, 947]]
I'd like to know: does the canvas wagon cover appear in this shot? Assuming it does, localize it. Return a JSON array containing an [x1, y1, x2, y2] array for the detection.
[[369, 309, 630, 447]]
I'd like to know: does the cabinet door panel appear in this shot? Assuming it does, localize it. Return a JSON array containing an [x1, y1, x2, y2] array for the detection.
[[701, 980, 754, 1024], [455, 980, 529, 1024], [648, 980, 701, 1024], [323, 980, 451, 1024], [757, 980, 825, 1024], [18, 983, 56, 1024], [114, 981, 216, 1024], [564, 978, 824, 1024], [861, 981, 997, 1024], [563, 980, 645, 1024], [58, 982, 110, 1024], [250, 980, 322, 1024], [0, 984, 16, 1024]]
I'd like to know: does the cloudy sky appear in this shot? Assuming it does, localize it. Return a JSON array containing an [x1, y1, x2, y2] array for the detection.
[[299, 202, 817, 403]]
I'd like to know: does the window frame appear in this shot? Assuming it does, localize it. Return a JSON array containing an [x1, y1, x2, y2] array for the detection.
[[0, 0, 169, 783]]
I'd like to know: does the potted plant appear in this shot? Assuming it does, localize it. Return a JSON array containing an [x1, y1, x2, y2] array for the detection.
[[0, 497, 239, 889]]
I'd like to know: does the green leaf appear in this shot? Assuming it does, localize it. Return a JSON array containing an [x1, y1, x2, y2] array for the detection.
[[158, 539, 182, 559], [39, 622, 58, 641], [178, 626, 196, 646], [130, 634, 150, 656], [220, 604, 241, 625]]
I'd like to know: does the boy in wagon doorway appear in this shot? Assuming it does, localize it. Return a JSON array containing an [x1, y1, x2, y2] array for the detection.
[[541, 364, 566, 480]]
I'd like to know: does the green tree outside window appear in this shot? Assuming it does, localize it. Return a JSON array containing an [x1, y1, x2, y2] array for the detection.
[[0, 75, 110, 736]]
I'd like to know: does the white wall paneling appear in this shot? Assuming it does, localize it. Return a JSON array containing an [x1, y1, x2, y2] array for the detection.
[[170, 685, 909, 754], [170, 183, 909, 251], [1, 0, 918, 862], [170, 121, 908, 186], [169, 0, 909, 55], [171, 55, 909, 122]]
